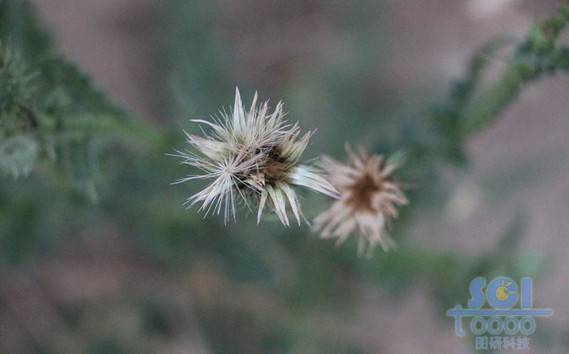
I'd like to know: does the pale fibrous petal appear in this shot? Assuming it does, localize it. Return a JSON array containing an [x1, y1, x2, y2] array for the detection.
[[280, 183, 303, 225], [290, 165, 339, 199], [257, 190, 268, 224], [172, 88, 333, 225], [233, 87, 246, 135], [185, 132, 229, 161], [281, 130, 313, 162], [313, 147, 408, 255], [266, 185, 289, 226]]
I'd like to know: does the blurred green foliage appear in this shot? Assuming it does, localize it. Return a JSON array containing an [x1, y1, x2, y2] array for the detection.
[[1, 0, 568, 353]]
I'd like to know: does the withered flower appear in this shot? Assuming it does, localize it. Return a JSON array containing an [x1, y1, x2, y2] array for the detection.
[[314, 147, 408, 255], [172, 88, 338, 225]]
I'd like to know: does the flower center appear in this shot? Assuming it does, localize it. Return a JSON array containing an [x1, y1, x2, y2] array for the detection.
[[346, 173, 380, 212], [259, 146, 291, 186], [236, 145, 292, 191]]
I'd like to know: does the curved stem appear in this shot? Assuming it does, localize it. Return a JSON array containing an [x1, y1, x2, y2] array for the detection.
[[461, 2, 569, 136]]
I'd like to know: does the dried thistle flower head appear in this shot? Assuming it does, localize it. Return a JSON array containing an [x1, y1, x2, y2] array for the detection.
[[313, 147, 408, 256], [172, 88, 338, 225]]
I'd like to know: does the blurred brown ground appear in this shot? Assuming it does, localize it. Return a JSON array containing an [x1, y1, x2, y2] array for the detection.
[[1, 0, 567, 353]]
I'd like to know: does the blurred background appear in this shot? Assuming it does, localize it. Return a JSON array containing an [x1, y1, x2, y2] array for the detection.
[[1, 0, 569, 353]]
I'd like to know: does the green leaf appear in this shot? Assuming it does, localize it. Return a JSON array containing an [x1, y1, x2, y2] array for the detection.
[[0, 134, 38, 178]]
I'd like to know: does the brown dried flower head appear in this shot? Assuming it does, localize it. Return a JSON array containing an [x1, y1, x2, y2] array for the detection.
[[313, 147, 408, 255]]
